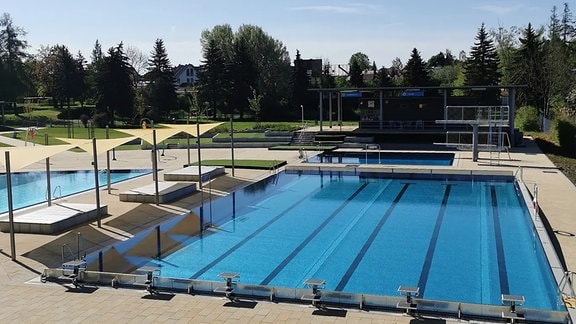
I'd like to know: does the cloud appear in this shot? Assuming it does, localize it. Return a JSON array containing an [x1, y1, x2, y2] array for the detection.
[[474, 4, 534, 16], [289, 4, 376, 15]]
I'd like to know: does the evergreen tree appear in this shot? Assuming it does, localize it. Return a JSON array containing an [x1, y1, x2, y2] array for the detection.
[[145, 39, 177, 121], [96, 43, 135, 125], [512, 23, 548, 114], [74, 51, 87, 106], [292, 50, 310, 110], [465, 23, 500, 86], [373, 67, 393, 87], [84, 40, 103, 107], [199, 37, 228, 118], [403, 48, 432, 86], [545, 6, 573, 116], [0, 13, 29, 101], [230, 38, 256, 119], [200, 25, 234, 118], [465, 23, 500, 103]]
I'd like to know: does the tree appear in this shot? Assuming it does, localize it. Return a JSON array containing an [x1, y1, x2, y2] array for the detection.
[[373, 67, 393, 87], [200, 24, 291, 121], [96, 43, 135, 126], [427, 50, 455, 68], [35, 45, 84, 109], [199, 24, 234, 118], [403, 48, 432, 86], [74, 51, 87, 106], [348, 52, 369, 87], [145, 39, 177, 121], [84, 40, 103, 105], [292, 49, 310, 111], [320, 61, 336, 89], [545, 5, 575, 117], [490, 26, 520, 86], [198, 36, 228, 118], [248, 87, 263, 128], [234, 24, 291, 120], [230, 36, 256, 119], [511, 23, 548, 114], [389, 57, 404, 85], [0, 13, 29, 101], [465, 23, 501, 103], [126, 45, 148, 80]]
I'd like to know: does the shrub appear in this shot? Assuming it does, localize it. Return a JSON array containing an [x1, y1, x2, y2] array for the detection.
[[554, 118, 576, 156], [514, 105, 540, 132]]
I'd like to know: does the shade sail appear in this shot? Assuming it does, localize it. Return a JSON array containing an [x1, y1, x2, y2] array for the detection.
[[114, 128, 182, 144], [159, 122, 223, 137], [56, 137, 138, 154], [1, 144, 75, 171]]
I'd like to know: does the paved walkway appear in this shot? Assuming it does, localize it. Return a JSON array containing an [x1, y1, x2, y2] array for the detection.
[[0, 133, 575, 323]]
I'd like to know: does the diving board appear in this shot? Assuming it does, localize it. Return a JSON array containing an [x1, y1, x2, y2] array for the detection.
[[119, 182, 196, 204], [0, 203, 108, 234]]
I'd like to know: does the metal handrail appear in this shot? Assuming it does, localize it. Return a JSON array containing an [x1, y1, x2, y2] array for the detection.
[[365, 144, 381, 164], [53, 185, 62, 200]]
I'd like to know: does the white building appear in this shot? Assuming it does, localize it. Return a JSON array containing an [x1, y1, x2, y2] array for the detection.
[[173, 64, 199, 87]]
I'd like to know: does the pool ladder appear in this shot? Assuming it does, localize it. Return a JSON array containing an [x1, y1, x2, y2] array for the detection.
[[365, 144, 381, 164], [61, 232, 86, 264], [559, 271, 576, 307], [46, 185, 62, 201]]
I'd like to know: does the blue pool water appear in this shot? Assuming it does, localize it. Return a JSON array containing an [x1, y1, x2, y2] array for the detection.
[[117, 171, 561, 311], [306, 152, 454, 166], [0, 169, 151, 213]]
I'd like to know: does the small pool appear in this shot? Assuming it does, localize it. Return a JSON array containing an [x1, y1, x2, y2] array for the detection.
[[0, 169, 151, 213], [306, 152, 454, 166]]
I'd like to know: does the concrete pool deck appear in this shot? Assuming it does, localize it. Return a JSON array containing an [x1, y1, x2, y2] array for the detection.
[[0, 138, 575, 323]]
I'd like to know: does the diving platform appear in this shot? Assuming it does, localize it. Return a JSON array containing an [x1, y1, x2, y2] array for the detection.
[[119, 182, 196, 204], [0, 203, 108, 234], [164, 166, 225, 182]]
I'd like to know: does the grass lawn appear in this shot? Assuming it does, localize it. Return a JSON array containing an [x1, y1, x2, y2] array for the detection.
[[270, 145, 336, 151], [532, 133, 576, 187], [189, 159, 286, 169], [4, 126, 133, 145], [213, 132, 266, 139]]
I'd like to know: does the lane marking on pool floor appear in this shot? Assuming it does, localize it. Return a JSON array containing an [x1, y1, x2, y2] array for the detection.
[[334, 183, 410, 291]]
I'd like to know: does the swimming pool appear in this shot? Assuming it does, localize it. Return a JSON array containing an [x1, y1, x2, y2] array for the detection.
[[107, 170, 562, 312], [306, 152, 454, 166], [0, 169, 151, 213]]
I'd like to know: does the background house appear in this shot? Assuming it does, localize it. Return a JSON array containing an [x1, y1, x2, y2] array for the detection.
[[173, 64, 199, 87]]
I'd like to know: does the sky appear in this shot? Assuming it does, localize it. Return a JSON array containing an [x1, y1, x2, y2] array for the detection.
[[1, 0, 570, 68]]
